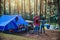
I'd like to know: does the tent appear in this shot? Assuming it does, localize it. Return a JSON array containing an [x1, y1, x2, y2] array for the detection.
[[0, 15, 28, 32], [44, 24, 50, 29]]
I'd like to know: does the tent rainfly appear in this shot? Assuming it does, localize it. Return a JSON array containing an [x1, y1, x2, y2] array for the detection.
[[0, 15, 28, 32]]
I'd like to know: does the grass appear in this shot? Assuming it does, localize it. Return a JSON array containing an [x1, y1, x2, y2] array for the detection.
[[0, 33, 35, 40]]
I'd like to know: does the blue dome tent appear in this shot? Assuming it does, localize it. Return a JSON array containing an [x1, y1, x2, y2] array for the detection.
[[14, 16, 28, 26], [0, 15, 28, 32]]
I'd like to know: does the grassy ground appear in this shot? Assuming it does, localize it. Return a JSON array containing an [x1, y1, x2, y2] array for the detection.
[[0, 33, 35, 40]]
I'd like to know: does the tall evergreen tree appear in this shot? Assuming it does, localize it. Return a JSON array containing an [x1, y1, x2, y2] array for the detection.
[[45, 0, 47, 19], [0, 0, 2, 16], [23, 0, 26, 19], [34, 0, 38, 15], [21, 0, 23, 17], [4, 0, 6, 14], [29, 0, 32, 20], [17, 0, 19, 14], [57, 0, 60, 28], [9, 0, 11, 14], [36, 0, 38, 15], [40, 0, 41, 17]]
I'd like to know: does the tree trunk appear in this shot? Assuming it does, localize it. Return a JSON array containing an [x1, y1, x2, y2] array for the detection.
[[40, 0, 41, 17], [14, 0, 16, 14], [0, 0, 2, 16], [57, 0, 60, 28], [17, 0, 19, 14], [36, 0, 38, 15], [45, 0, 47, 19], [34, 0, 38, 15], [24, 0, 26, 19], [9, 0, 11, 14], [48, 0, 51, 25], [29, 0, 31, 20], [4, 0, 6, 14], [21, 0, 23, 17]]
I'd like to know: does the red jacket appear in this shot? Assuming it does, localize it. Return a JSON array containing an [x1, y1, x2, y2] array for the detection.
[[34, 16, 40, 26]]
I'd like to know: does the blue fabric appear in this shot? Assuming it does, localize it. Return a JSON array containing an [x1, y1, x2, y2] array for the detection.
[[0, 15, 18, 31], [18, 16, 28, 26], [0, 15, 28, 31], [4, 21, 17, 31], [14, 15, 28, 26], [45, 24, 50, 29], [0, 26, 4, 31], [46, 25, 50, 29], [0, 15, 17, 26]]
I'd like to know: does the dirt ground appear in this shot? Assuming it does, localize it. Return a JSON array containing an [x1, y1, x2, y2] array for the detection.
[[0, 30, 60, 40], [17, 30, 60, 40]]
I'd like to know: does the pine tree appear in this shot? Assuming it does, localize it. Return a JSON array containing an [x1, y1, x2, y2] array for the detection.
[[0, 0, 2, 16], [57, 0, 60, 28], [4, 0, 6, 14], [9, 0, 11, 14]]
